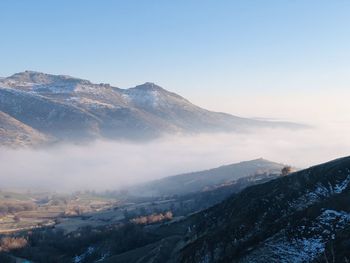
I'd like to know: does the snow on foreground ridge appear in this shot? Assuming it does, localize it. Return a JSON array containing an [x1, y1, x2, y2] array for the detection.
[[240, 208, 350, 263]]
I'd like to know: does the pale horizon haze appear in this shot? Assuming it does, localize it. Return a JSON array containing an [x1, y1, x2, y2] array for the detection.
[[1, 1, 350, 123]]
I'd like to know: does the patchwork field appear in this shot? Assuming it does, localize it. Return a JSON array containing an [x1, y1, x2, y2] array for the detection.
[[0, 191, 118, 234]]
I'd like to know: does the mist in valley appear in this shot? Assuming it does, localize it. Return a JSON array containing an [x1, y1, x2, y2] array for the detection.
[[0, 120, 349, 192]]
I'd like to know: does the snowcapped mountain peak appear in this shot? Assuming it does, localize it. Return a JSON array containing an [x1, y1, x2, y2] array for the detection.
[[123, 85, 162, 108], [0, 71, 93, 94], [132, 82, 165, 92]]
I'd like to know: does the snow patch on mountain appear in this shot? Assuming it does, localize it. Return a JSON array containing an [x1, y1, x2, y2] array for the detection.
[[318, 209, 350, 232], [123, 89, 161, 108], [67, 97, 116, 109], [334, 174, 350, 193], [258, 209, 350, 262], [288, 171, 350, 211], [32, 83, 77, 93], [74, 246, 95, 263], [241, 230, 325, 263]]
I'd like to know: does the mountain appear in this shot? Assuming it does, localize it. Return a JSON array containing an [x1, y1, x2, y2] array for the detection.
[[131, 158, 285, 196], [0, 71, 303, 145], [176, 156, 350, 262]]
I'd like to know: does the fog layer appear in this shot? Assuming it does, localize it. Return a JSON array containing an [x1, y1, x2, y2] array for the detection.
[[0, 121, 349, 191]]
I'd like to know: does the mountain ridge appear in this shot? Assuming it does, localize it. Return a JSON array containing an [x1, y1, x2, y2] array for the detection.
[[0, 71, 305, 146], [131, 158, 286, 196]]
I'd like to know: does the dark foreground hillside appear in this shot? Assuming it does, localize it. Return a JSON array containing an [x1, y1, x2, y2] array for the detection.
[[178, 156, 350, 262]]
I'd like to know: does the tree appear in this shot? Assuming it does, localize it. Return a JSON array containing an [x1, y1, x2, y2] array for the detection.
[[281, 166, 293, 176]]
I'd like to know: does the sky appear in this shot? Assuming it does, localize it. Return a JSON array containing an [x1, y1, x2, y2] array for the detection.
[[1, 0, 350, 122]]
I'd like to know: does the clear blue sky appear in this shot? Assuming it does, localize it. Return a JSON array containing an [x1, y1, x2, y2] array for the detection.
[[1, 1, 350, 120]]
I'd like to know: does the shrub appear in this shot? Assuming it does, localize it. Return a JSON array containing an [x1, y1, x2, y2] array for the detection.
[[0, 237, 28, 252]]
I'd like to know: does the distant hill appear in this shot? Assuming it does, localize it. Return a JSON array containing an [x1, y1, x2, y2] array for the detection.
[[131, 158, 286, 196], [0, 71, 304, 146]]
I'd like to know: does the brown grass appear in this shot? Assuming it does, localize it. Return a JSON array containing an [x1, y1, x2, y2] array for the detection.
[[0, 236, 28, 251], [131, 211, 173, 225]]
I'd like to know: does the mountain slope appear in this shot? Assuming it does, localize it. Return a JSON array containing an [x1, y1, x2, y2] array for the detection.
[[0, 71, 303, 145], [0, 88, 101, 140], [131, 158, 285, 196], [177, 156, 350, 262], [0, 110, 49, 147]]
